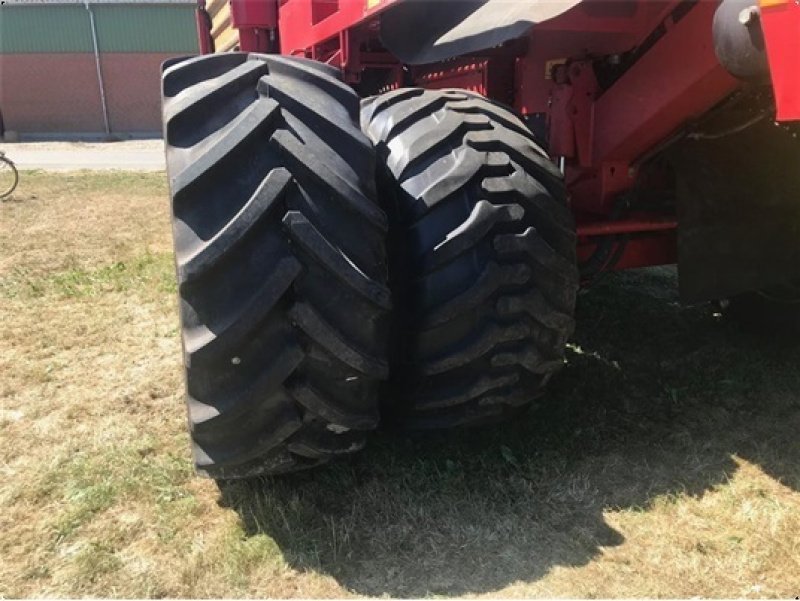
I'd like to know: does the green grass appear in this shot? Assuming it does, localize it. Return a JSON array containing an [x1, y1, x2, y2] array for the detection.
[[37, 439, 194, 544], [214, 267, 800, 596], [5, 170, 169, 197], [1, 172, 799, 598], [1, 252, 176, 299]]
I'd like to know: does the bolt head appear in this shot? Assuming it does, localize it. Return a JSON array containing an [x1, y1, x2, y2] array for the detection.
[[738, 5, 760, 26]]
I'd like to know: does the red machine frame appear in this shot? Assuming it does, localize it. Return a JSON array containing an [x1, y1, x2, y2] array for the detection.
[[200, 0, 800, 276]]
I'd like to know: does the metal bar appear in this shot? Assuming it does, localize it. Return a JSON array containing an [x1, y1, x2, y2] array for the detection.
[[85, 1, 110, 135], [591, 1, 738, 164], [279, 0, 394, 56], [577, 232, 678, 271], [577, 218, 677, 237], [196, 1, 214, 54], [760, 0, 800, 121]]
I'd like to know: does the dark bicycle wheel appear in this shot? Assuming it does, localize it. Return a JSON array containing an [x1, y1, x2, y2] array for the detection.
[[0, 155, 19, 199]]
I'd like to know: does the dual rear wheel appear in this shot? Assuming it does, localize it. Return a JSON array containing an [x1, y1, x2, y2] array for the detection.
[[162, 54, 578, 478], [361, 89, 578, 428]]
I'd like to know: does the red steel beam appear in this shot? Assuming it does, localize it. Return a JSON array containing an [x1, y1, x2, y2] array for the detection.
[[196, 1, 214, 54], [592, 1, 739, 164], [577, 218, 677, 237], [760, 0, 800, 121], [279, 0, 396, 56], [577, 232, 678, 271], [230, 0, 278, 53]]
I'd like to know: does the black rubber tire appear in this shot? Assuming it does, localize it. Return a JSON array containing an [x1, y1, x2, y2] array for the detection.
[[162, 53, 390, 479], [0, 155, 19, 199], [361, 88, 578, 428]]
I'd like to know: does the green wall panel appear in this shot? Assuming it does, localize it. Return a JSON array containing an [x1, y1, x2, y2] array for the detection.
[[0, 6, 94, 54], [94, 5, 199, 54], [0, 3, 199, 54]]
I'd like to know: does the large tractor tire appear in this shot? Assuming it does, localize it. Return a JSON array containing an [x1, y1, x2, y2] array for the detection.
[[162, 53, 390, 478], [361, 88, 578, 428]]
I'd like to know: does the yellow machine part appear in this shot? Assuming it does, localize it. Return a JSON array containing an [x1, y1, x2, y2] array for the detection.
[[206, 0, 239, 52]]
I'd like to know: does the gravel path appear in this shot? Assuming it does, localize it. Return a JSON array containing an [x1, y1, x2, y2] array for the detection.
[[0, 140, 165, 171]]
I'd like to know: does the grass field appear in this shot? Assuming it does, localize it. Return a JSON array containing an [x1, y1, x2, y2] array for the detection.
[[1, 171, 799, 598]]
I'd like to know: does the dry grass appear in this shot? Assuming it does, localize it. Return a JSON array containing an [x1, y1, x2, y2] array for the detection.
[[1, 171, 799, 598]]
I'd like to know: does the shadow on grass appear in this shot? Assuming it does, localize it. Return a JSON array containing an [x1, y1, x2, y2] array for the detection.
[[218, 267, 800, 596]]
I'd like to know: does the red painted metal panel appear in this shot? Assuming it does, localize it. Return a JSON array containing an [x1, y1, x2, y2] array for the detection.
[[514, 2, 683, 115], [238, 28, 272, 52], [416, 61, 488, 96], [196, 2, 214, 54], [760, 1, 800, 121], [414, 57, 515, 106], [278, 0, 395, 55], [592, 1, 739, 164], [229, 0, 277, 52], [208, 0, 759, 274], [231, 0, 277, 29]]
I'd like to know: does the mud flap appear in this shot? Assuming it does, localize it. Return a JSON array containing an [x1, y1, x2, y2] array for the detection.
[[670, 117, 800, 303], [379, 0, 582, 65]]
